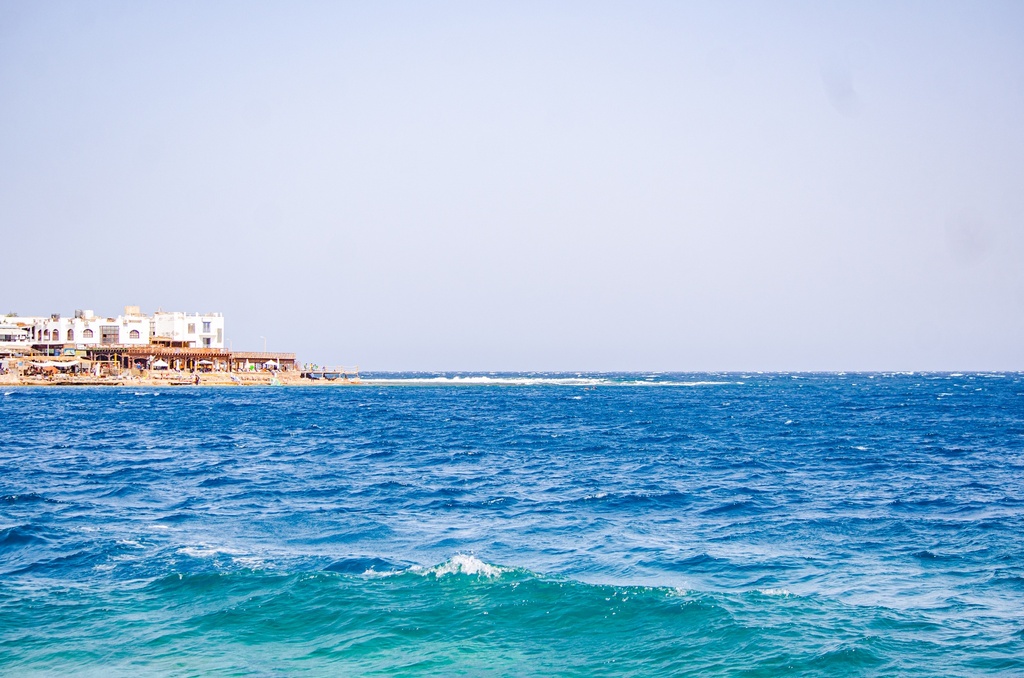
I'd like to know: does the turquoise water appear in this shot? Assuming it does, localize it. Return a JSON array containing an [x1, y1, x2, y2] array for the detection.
[[2, 373, 1023, 675]]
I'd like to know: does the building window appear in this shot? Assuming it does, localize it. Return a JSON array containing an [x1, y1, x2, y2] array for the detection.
[[43, 329, 50, 340], [83, 329, 94, 338], [67, 329, 74, 341], [202, 321, 211, 333], [188, 323, 196, 334], [101, 326, 119, 345], [203, 337, 211, 347], [129, 329, 140, 339]]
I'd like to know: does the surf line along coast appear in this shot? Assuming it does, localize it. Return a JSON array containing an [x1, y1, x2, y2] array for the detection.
[[0, 305, 359, 386]]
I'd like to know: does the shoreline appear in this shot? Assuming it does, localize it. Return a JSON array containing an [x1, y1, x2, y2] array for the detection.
[[0, 372, 360, 387]]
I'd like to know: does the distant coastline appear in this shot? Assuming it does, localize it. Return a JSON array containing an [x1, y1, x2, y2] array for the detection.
[[0, 371, 360, 387], [1, 305, 358, 386]]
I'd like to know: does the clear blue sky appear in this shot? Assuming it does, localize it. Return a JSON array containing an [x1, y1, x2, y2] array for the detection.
[[2, 1, 1022, 370]]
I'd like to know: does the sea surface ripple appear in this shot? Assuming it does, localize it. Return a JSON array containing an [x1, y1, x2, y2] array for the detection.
[[1, 373, 1022, 675]]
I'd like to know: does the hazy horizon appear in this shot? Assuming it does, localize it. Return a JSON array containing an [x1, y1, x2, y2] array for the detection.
[[3, 2, 1022, 371]]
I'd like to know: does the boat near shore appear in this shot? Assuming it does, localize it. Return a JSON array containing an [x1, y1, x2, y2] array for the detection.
[[300, 366, 360, 382]]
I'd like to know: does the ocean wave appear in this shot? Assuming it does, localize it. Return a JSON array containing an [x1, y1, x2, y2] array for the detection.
[[359, 375, 744, 387], [361, 375, 606, 386], [177, 544, 240, 559], [700, 499, 763, 516], [324, 555, 519, 580], [6, 558, 1020, 675], [0, 524, 48, 550], [3, 376, 1024, 674], [324, 556, 404, 575], [0, 492, 55, 505], [756, 587, 793, 596], [576, 489, 694, 511], [421, 554, 507, 577]]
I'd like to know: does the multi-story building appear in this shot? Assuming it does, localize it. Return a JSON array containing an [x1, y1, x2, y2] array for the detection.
[[31, 308, 151, 349], [151, 311, 225, 349], [8, 306, 225, 353], [0, 322, 32, 355], [2, 306, 296, 373]]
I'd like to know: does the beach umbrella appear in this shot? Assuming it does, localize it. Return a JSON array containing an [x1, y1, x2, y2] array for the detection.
[[152, 359, 169, 369], [263, 360, 279, 368], [197, 360, 214, 365]]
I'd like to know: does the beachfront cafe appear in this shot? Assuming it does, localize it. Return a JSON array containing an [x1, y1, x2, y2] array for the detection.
[[24, 357, 86, 377], [83, 346, 297, 373]]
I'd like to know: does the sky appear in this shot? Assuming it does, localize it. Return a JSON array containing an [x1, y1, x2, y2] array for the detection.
[[1, 1, 1023, 371]]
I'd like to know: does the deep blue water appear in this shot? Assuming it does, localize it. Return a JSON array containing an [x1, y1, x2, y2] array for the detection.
[[1, 373, 1023, 675]]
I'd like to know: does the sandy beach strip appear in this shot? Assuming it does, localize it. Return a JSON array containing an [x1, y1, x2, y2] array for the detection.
[[0, 372, 360, 387]]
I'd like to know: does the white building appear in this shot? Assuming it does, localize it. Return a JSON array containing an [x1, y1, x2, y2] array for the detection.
[[18, 306, 225, 351], [31, 308, 151, 348], [0, 322, 32, 354], [151, 311, 225, 348], [2, 315, 54, 352]]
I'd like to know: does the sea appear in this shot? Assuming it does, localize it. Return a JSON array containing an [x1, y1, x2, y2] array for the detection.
[[1, 372, 1023, 676]]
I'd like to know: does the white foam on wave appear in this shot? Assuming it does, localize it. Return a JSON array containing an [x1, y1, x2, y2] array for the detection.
[[177, 542, 267, 568], [757, 588, 792, 596], [362, 376, 608, 387], [178, 543, 243, 559], [361, 376, 744, 388], [178, 545, 221, 558], [232, 555, 268, 569], [422, 554, 505, 578], [631, 380, 743, 387]]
